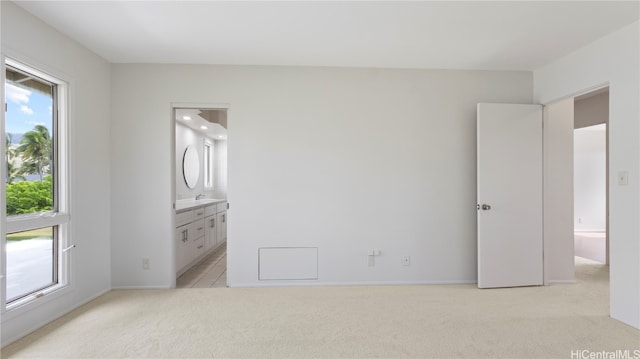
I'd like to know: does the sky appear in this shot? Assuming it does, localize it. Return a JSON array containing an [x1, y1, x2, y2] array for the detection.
[[4, 83, 53, 143]]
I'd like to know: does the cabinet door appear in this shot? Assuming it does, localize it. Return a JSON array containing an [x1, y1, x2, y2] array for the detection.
[[216, 211, 227, 244], [204, 215, 216, 250], [175, 224, 192, 271]]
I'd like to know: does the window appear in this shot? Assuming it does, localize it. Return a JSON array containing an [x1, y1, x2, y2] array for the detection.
[[203, 140, 214, 189], [3, 59, 70, 309]]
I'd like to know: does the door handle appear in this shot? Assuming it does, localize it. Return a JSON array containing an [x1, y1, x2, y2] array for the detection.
[[481, 204, 491, 210]]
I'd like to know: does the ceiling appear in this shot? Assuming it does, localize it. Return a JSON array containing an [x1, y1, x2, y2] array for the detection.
[[13, 1, 639, 71], [175, 109, 228, 140]]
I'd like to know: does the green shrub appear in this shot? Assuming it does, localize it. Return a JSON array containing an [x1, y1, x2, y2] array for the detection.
[[6, 175, 53, 215]]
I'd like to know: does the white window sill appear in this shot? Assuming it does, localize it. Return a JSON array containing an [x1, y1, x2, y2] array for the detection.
[[2, 284, 74, 322]]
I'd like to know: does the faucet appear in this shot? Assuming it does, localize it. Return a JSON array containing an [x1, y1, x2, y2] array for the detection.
[[196, 194, 205, 200]]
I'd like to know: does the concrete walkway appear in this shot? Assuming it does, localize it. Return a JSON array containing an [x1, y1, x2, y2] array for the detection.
[[6, 238, 53, 301]]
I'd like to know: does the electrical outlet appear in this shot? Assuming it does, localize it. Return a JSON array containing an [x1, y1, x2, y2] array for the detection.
[[402, 256, 411, 266], [618, 171, 629, 186], [142, 258, 150, 270]]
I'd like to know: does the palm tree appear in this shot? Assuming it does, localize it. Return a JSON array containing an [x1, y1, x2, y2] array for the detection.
[[17, 125, 51, 180], [6, 161, 26, 184], [5, 133, 25, 183]]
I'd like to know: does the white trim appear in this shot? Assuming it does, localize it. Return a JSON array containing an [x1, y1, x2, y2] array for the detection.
[[547, 280, 577, 284], [542, 82, 611, 287], [6, 214, 70, 233], [540, 82, 610, 106], [110, 285, 174, 290], [171, 102, 230, 110], [2, 56, 73, 313], [3, 281, 75, 318], [170, 102, 230, 289], [228, 280, 478, 288], [1, 55, 7, 312]]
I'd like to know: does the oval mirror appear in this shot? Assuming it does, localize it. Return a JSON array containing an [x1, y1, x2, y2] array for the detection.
[[183, 145, 200, 189]]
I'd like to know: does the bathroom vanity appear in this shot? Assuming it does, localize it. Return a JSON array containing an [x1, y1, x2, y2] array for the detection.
[[175, 199, 227, 276]]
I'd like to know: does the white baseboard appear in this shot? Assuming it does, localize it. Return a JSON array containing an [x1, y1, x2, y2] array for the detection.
[[111, 285, 173, 290], [548, 280, 577, 284], [228, 279, 477, 288]]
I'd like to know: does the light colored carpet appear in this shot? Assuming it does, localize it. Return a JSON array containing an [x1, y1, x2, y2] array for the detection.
[[2, 257, 638, 359]]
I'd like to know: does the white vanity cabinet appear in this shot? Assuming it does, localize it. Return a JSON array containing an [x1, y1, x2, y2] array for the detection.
[[175, 199, 227, 276]]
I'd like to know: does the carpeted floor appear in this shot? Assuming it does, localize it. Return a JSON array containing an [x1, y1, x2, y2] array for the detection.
[[2, 257, 638, 359]]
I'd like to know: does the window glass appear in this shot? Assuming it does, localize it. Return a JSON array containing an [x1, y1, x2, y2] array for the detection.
[[5, 227, 57, 302], [4, 61, 68, 306], [5, 66, 55, 215]]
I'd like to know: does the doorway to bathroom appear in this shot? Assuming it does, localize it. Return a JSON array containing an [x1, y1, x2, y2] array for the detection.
[[172, 105, 228, 288]]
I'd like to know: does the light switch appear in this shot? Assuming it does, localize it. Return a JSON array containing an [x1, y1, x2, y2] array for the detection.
[[618, 171, 629, 186]]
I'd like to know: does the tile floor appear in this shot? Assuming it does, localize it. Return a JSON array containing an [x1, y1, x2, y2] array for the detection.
[[177, 243, 227, 288]]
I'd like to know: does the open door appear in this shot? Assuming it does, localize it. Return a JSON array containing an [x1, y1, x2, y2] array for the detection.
[[477, 103, 543, 288]]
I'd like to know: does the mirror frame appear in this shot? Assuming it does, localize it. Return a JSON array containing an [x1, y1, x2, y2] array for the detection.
[[183, 145, 200, 189]]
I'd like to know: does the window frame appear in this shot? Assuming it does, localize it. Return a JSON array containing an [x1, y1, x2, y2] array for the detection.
[[1, 57, 72, 314], [203, 139, 214, 190]]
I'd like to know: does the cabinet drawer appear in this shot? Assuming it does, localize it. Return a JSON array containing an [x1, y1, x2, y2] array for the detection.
[[193, 207, 206, 220], [194, 237, 205, 257], [176, 210, 193, 227], [193, 218, 206, 239], [204, 204, 216, 217], [216, 202, 227, 213]]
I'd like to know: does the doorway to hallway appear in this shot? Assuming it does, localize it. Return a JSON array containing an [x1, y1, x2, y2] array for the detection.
[[573, 88, 608, 265]]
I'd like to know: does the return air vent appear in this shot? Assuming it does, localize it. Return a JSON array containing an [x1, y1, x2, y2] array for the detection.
[[258, 247, 318, 280]]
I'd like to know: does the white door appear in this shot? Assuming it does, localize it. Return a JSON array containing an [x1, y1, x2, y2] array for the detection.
[[477, 103, 543, 288]]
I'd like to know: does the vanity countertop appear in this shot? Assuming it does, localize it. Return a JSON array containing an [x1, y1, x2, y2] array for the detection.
[[175, 198, 226, 212]]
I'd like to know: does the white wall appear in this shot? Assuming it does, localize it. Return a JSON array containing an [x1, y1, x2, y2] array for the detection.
[[574, 125, 607, 232], [534, 21, 639, 329], [1, 2, 112, 345], [110, 64, 532, 289], [543, 98, 575, 284]]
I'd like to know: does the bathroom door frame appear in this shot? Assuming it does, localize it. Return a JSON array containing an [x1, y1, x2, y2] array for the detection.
[[170, 102, 230, 287]]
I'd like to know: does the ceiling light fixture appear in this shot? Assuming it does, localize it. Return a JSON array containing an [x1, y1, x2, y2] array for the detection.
[[182, 115, 192, 121], [200, 126, 208, 130]]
